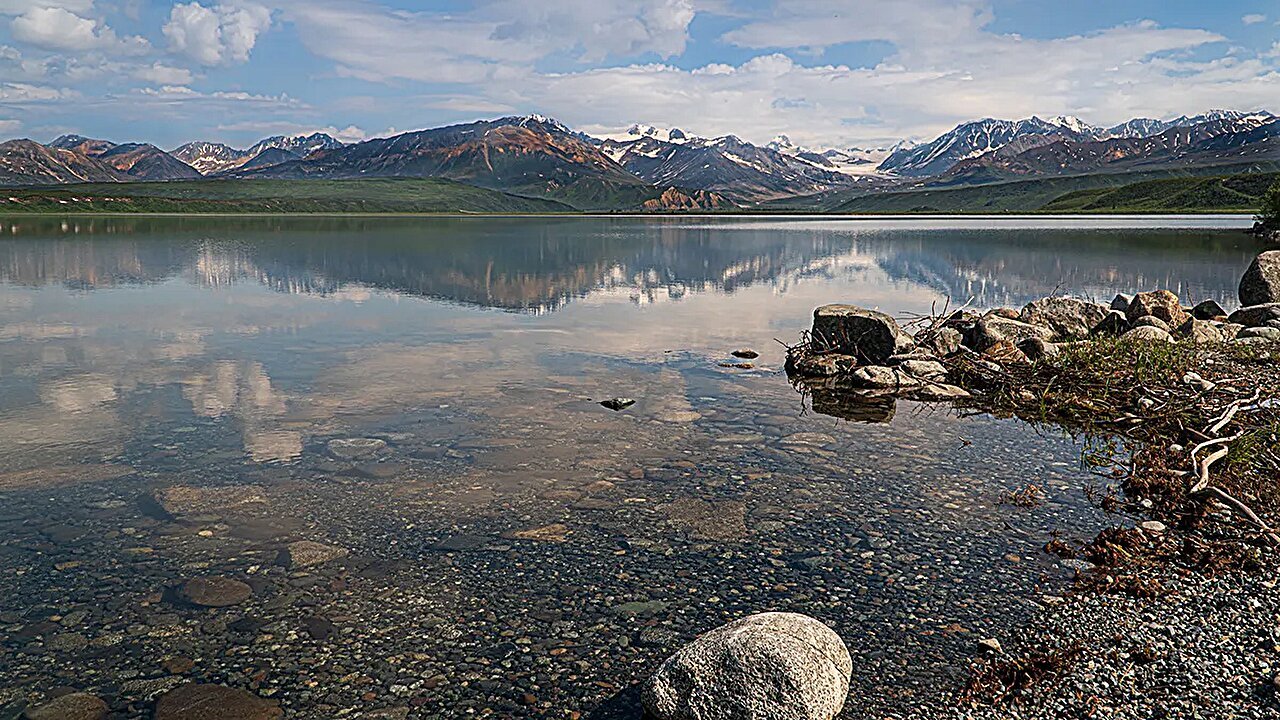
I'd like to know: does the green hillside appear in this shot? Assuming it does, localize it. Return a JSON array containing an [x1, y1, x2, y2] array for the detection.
[[1039, 173, 1277, 212], [0, 177, 573, 214], [829, 163, 1280, 214]]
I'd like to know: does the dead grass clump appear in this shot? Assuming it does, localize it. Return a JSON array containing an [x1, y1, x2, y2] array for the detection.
[[958, 645, 1084, 706], [1077, 571, 1168, 598], [999, 483, 1045, 507]]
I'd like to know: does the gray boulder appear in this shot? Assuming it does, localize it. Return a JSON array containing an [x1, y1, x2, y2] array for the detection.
[[1238, 326, 1280, 342], [642, 612, 851, 720], [849, 366, 922, 389], [1177, 318, 1224, 344], [1110, 294, 1132, 311], [1126, 290, 1189, 327], [1091, 310, 1129, 337], [1017, 337, 1059, 361], [1239, 251, 1280, 306], [896, 359, 948, 381], [23, 693, 107, 720], [965, 315, 1054, 352], [918, 327, 963, 356], [1123, 326, 1174, 343], [1191, 299, 1227, 320], [810, 305, 913, 364], [1131, 315, 1172, 333], [1020, 297, 1109, 340], [789, 353, 858, 377], [1227, 303, 1280, 328]]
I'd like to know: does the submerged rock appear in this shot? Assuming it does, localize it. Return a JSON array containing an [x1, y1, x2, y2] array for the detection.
[[810, 305, 913, 364], [23, 693, 107, 720], [1020, 297, 1109, 340], [279, 540, 348, 569], [153, 684, 281, 720], [731, 349, 759, 359], [327, 438, 386, 460], [1239, 251, 1280, 306], [145, 485, 267, 519], [1126, 290, 1189, 327], [178, 577, 252, 608], [642, 612, 851, 720]]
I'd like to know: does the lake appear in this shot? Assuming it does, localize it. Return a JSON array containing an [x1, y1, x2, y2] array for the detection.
[[0, 214, 1260, 718]]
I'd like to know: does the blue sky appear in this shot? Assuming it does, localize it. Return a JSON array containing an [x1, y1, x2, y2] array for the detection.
[[0, 0, 1276, 150]]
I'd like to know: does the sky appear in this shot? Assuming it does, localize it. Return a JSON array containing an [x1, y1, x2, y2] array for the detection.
[[0, 0, 1277, 151]]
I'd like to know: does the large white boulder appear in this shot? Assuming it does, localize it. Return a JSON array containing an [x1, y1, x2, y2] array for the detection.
[[642, 612, 852, 720]]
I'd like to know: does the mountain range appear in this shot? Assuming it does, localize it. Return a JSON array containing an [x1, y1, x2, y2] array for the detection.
[[0, 108, 1276, 210]]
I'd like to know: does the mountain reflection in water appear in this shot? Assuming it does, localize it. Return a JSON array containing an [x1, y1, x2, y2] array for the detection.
[[0, 215, 1257, 313]]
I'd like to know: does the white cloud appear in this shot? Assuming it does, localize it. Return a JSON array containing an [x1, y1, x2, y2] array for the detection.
[[0, 118, 21, 134], [11, 6, 148, 55], [486, 0, 695, 61], [277, 0, 695, 83], [0, 0, 94, 15], [133, 62, 195, 85], [163, 2, 271, 65], [0, 82, 76, 102], [722, 0, 992, 51], [1242, 13, 1266, 25], [216, 120, 383, 143], [133, 85, 300, 106]]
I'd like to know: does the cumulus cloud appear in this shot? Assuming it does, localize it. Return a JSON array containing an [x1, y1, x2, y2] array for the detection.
[[487, 0, 695, 61], [133, 62, 195, 85], [1242, 13, 1266, 25], [0, 0, 94, 14], [11, 6, 148, 55], [0, 82, 76, 102], [163, 2, 271, 65], [278, 0, 695, 83]]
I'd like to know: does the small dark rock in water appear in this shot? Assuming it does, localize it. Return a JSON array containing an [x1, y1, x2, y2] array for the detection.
[[600, 397, 636, 411], [731, 349, 759, 359], [303, 616, 335, 641], [178, 577, 252, 608], [23, 693, 107, 720], [154, 684, 281, 720]]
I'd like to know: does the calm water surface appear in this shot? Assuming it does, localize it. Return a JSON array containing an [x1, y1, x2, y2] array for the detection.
[[0, 215, 1260, 718]]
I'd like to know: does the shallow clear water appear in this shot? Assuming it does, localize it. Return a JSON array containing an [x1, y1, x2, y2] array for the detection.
[[0, 215, 1261, 718]]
